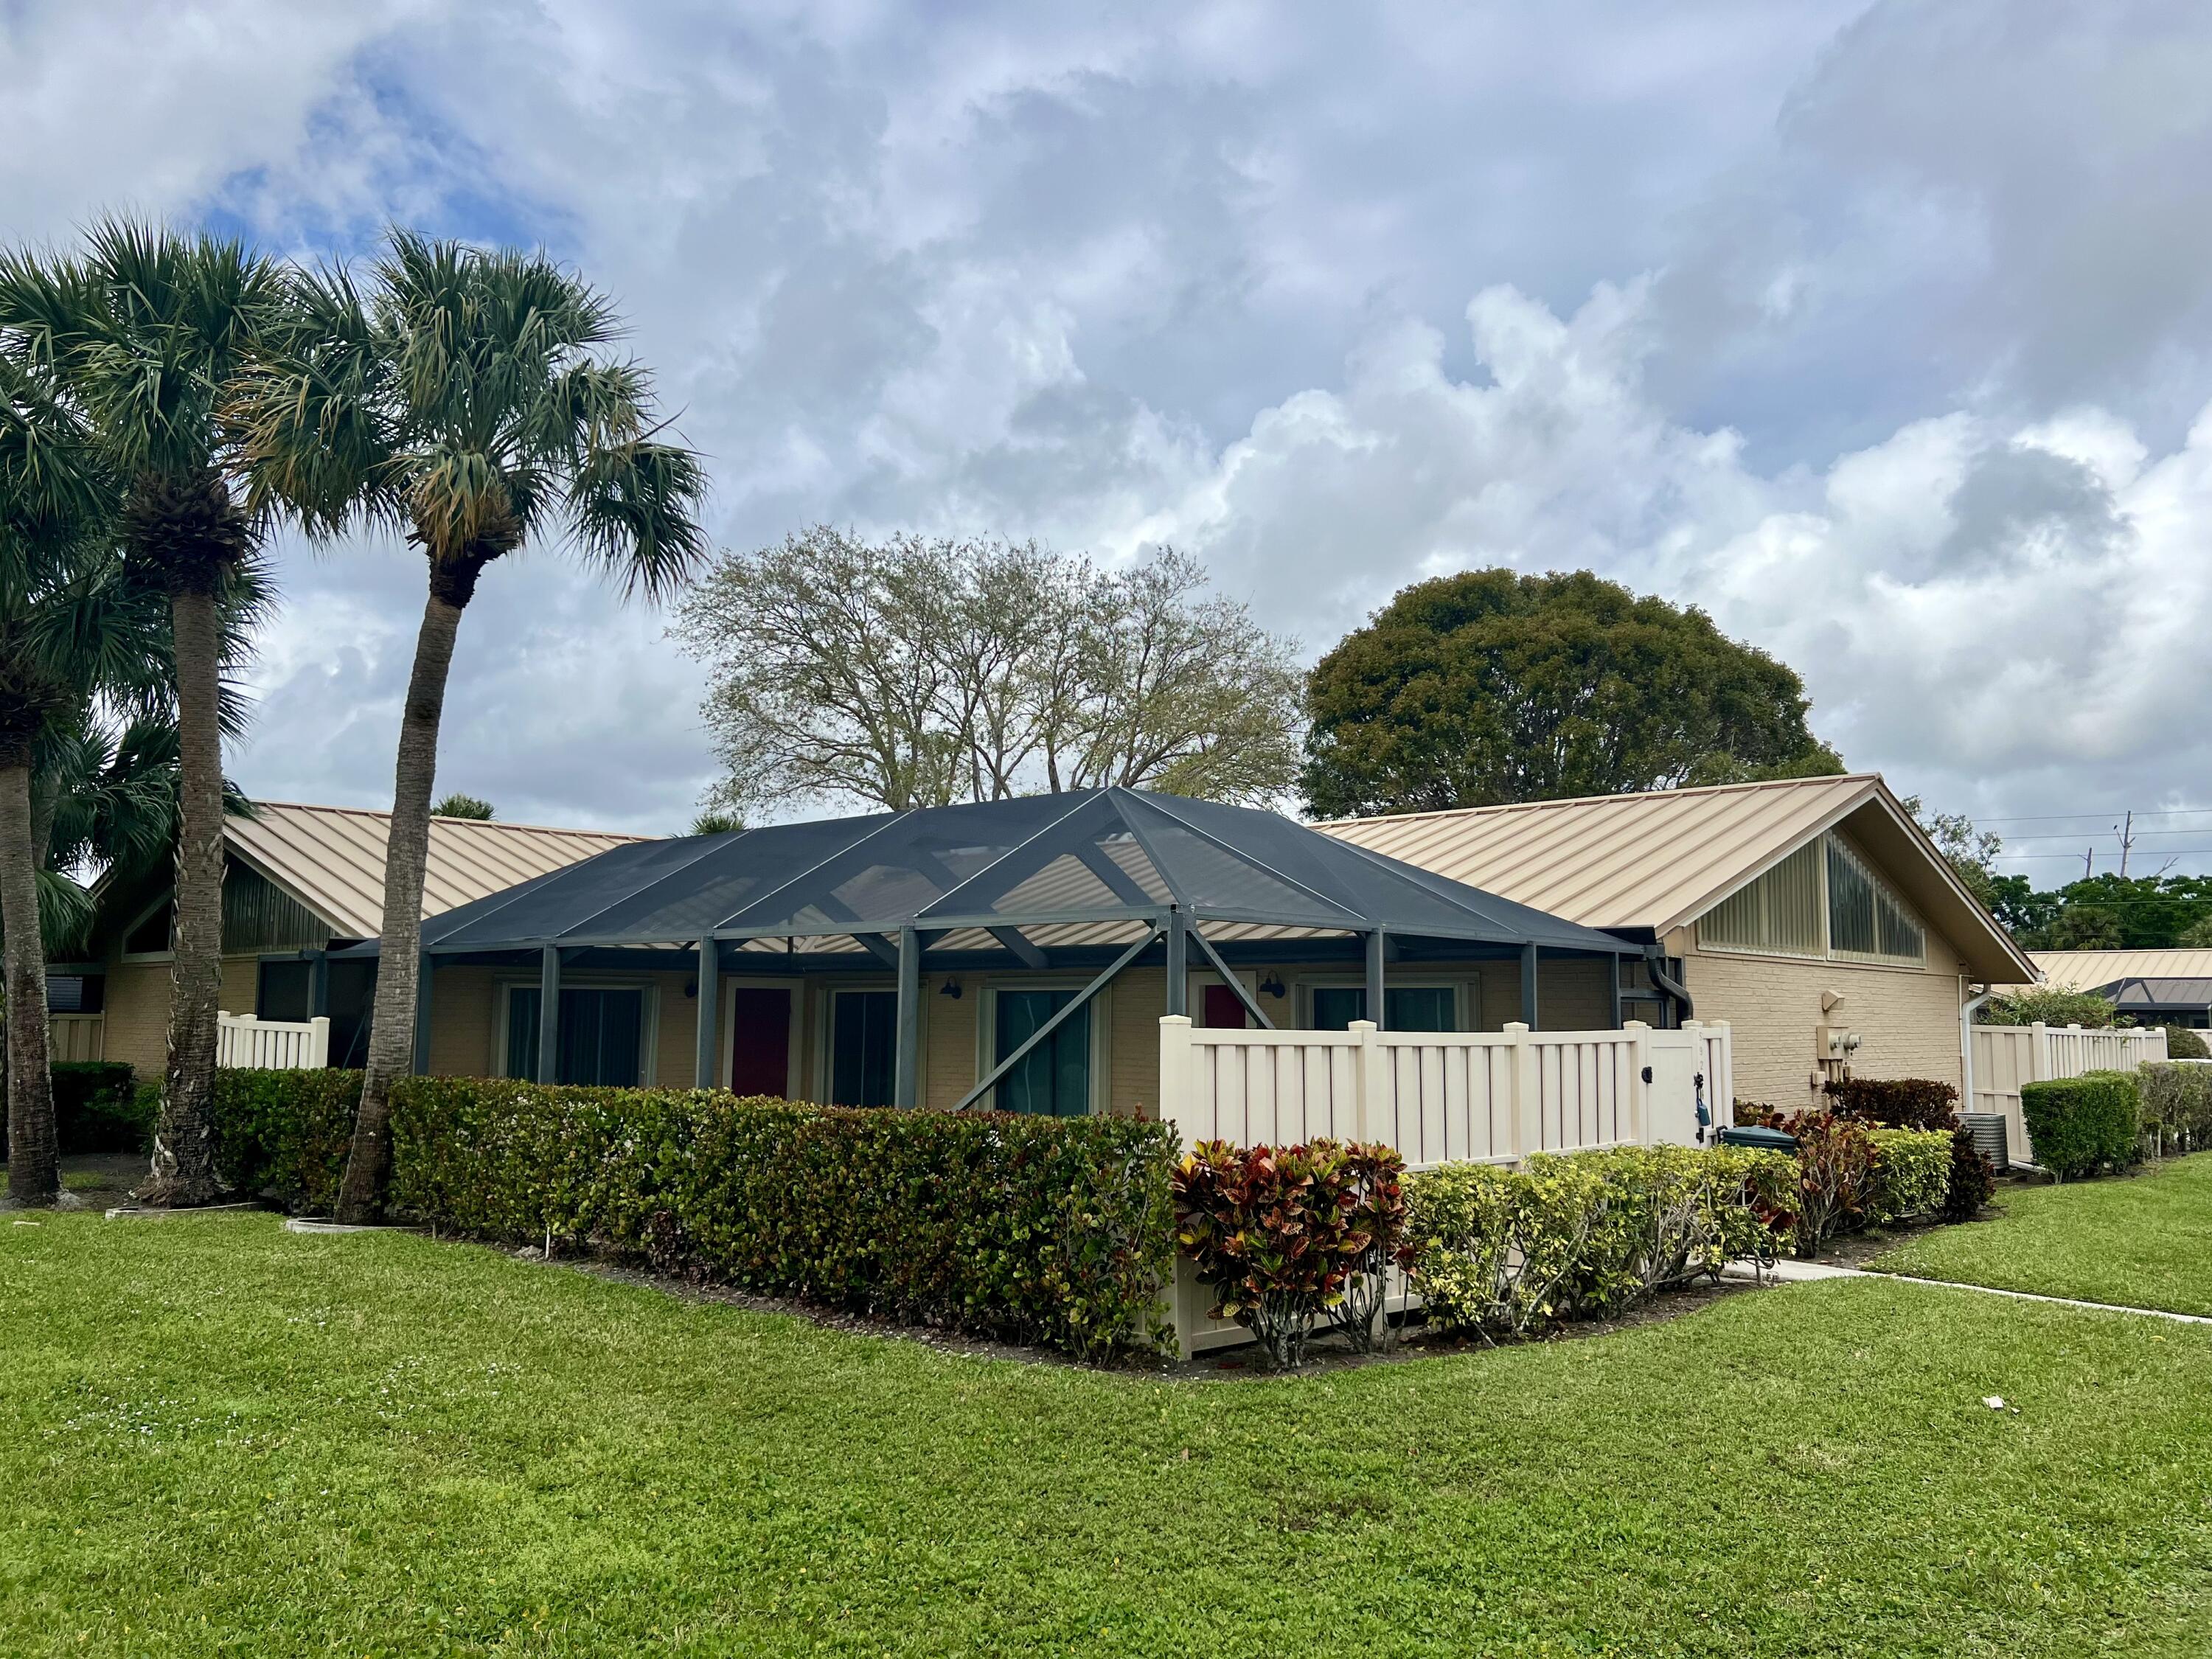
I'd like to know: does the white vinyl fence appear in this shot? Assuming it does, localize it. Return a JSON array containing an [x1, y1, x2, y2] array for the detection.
[[1159, 1016, 1733, 1171], [216, 1011, 330, 1071], [1969, 1022, 2168, 1167], [1159, 1015, 1735, 1353], [46, 1013, 104, 1062]]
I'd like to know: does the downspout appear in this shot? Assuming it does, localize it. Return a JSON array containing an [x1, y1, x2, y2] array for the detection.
[[1644, 945, 1692, 1027]]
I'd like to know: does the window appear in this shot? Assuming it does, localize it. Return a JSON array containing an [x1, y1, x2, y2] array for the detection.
[[123, 898, 173, 959], [830, 989, 898, 1107], [505, 986, 647, 1086], [994, 988, 1091, 1116], [1698, 840, 1823, 957], [46, 974, 102, 1014], [1310, 985, 1458, 1032], [1826, 837, 1924, 964], [1697, 832, 1924, 966]]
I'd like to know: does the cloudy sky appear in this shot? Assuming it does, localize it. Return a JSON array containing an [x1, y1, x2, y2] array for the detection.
[[10, 0, 2212, 881]]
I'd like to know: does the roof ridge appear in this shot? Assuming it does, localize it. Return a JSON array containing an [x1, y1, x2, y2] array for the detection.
[[1313, 772, 1879, 829], [240, 799, 653, 841]]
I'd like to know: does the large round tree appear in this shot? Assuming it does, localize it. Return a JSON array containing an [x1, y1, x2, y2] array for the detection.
[[1301, 568, 1841, 818], [234, 232, 706, 1222]]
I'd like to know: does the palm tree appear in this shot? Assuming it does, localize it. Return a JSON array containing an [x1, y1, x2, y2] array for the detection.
[[0, 221, 283, 1206], [236, 232, 706, 1221], [0, 359, 107, 1203]]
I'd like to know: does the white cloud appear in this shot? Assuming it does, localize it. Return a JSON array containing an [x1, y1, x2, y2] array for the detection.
[[10, 0, 2212, 872]]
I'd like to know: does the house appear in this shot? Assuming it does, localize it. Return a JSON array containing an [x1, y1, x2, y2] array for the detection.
[[1316, 773, 2039, 1109], [330, 787, 1641, 1115], [2026, 948, 2212, 1028], [63, 803, 639, 1076]]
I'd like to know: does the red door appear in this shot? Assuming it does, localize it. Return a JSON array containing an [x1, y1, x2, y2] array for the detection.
[[1200, 983, 1250, 1029], [728, 987, 793, 1096]]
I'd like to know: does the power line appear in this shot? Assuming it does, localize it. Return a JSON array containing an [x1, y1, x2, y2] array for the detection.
[[1971, 807, 2212, 825], [1994, 850, 2212, 861]]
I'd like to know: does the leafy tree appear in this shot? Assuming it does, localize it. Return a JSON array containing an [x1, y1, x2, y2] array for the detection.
[[431, 793, 493, 821], [2012, 873, 2212, 951], [673, 531, 1303, 816], [1301, 568, 1840, 816], [1905, 798, 2005, 909], [2181, 914, 2212, 948], [1985, 872, 2059, 939], [0, 221, 285, 1206], [689, 810, 744, 836], [1979, 987, 2124, 1028], [235, 232, 706, 1222]]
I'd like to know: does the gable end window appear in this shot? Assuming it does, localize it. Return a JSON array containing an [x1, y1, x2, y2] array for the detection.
[[1698, 832, 1924, 967]]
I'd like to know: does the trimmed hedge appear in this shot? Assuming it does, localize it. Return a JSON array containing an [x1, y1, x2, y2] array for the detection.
[[2020, 1070, 2140, 1181], [1404, 1145, 1793, 1336], [0, 1062, 143, 1161], [212, 1067, 365, 1213], [2156, 1025, 2209, 1061], [1822, 1077, 1959, 1132], [2137, 1061, 2212, 1158], [1865, 1128, 1952, 1223], [212, 1070, 1178, 1361]]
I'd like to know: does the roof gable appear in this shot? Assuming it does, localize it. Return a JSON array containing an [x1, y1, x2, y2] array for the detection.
[[223, 802, 644, 939], [1318, 773, 2037, 984]]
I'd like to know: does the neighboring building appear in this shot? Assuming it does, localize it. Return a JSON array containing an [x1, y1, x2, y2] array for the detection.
[[68, 803, 640, 1077], [1318, 773, 2039, 1108], [2026, 948, 2212, 1027]]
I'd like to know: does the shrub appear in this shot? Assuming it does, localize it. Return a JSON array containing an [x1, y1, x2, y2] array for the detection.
[[2157, 1025, 2210, 1061], [211, 1071, 1178, 1362], [1402, 1146, 1792, 1337], [211, 1068, 367, 1212], [0, 1062, 144, 1161], [1823, 1077, 1959, 1132], [1329, 1143, 1412, 1354], [1783, 1111, 1875, 1254], [2020, 1070, 2140, 1181], [1979, 987, 2123, 1028], [1941, 1127, 1995, 1222], [1865, 1127, 1952, 1223], [2138, 1060, 2212, 1157], [1174, 1139, 1374, 1368]]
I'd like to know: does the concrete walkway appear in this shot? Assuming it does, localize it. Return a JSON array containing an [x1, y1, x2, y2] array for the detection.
[[1722, 1257, 2212, 1326]]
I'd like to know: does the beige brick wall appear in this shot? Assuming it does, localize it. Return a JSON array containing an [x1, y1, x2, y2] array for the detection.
[[423, 965, 703, 1085], [1674, 927, 1967, 1110], [98, 952, 266, 1082]]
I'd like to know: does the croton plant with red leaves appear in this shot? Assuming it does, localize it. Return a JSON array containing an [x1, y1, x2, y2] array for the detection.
[[1172, 1138, 1410, 1367]]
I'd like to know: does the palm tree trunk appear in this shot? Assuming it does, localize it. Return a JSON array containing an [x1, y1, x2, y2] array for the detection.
[[142, 588, 228, 1206], [0, 757, 58, 1206], [336, 588, 465, 1223]]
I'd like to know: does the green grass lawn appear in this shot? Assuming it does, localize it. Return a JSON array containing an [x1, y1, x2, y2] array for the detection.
[[6, 1214, 2212, 1657], [1874, 1153, 2212, 1317]]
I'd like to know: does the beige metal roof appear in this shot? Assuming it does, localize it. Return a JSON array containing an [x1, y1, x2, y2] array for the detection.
[[226, 801, 644, 939], [2028, 948, 2212, 992], [1318, 772, 2039, 984]]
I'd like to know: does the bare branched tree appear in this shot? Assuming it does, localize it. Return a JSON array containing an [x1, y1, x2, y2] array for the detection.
[[672, 529, 1302, 815]]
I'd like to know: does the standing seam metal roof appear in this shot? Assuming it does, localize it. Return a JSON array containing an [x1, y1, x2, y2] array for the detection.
[[2028, 948, 2212, 992], [1316, 774, 1883, 932], [224, 802, 644, 939], [1317, 772, 2038, 984]]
